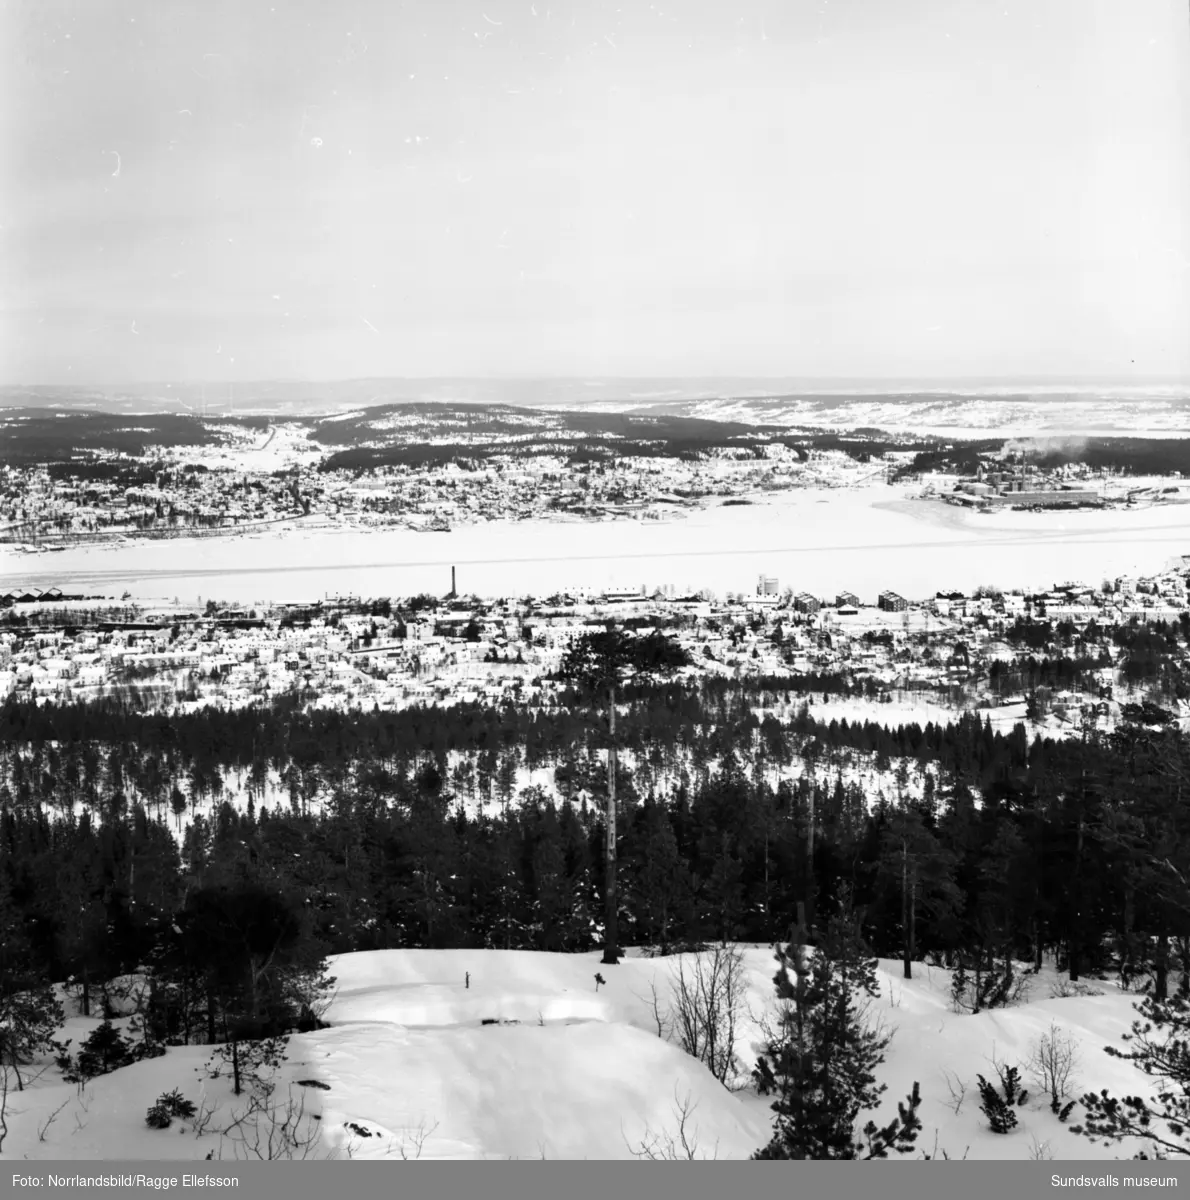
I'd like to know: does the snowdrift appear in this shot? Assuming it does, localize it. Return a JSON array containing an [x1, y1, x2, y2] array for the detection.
[[0, 948, 1162, 1161]]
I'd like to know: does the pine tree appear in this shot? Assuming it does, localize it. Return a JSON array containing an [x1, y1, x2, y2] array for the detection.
[[52, 831, 111, 1018], [0, 866, 65, 1091], [976, 1073, 1020, 1133], [752, 912, 922, 1159], [874, 804, 962, 979], [174, 881, 332, 1055], [1075, 992, 1190, 1157]]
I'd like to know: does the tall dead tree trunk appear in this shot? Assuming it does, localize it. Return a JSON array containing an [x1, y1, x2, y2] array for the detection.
[[1155, 930, 1169, 1001], [805, 788, 816, 931], [901, 839, 914, 980], [602, 683, 620, 965], [763, 828, 771, 934], [1069, 815, 1084, 982], [908, 876, 917, 979]]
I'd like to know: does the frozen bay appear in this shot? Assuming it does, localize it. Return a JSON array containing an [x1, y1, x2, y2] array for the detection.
[[3, 486, 1187, 606]]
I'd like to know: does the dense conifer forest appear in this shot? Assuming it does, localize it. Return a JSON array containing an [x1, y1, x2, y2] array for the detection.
[[3, 666, 1189, 1067]]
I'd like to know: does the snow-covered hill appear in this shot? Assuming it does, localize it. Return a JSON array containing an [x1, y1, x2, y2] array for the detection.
[[1, 948, 1163, 1161]]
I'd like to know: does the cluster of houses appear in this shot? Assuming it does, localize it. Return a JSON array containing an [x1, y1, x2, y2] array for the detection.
[[0, 466, 308, 541], [785, 589, 908, 615], [2, 563, 1187, 726]]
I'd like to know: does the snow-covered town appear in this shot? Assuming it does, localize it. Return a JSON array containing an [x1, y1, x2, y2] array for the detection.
[[1, 435, 901, 547], [8, 400, 1185, 554], [4, 563, 1188, 731]]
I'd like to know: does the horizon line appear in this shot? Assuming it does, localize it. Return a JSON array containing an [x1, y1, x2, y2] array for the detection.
[[4, 373, 1190, 391]]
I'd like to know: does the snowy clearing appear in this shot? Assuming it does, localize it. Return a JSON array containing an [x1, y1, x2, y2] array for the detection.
[[0, 948, 1162, 1161]]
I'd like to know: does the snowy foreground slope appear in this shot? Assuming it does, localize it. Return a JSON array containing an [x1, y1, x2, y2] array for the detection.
[[3, 948, 1161, 1161]]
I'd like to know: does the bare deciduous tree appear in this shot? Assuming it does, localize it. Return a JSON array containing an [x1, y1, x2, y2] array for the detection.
[[217, 1080, 324, 1161], [667, 943, 749, 1089], [1027, 1021, 1080, 1111], [919, 1129, 970, 1160], [1028, 1132, 1054, 1160], [190, 1092, 219, 1139], [37, 1096, 70, 1142], [623, 1085, 720, 1160], [639, 946, 749, 1087], [941, 1068, 968, 1115], [387, 1117, 439, 1160]]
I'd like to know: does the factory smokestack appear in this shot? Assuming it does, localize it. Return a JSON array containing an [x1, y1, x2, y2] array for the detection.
[[451, 566, 457, 598]]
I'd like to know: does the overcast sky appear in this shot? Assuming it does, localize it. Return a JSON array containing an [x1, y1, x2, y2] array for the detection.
[[3, 0, 1189, 384]]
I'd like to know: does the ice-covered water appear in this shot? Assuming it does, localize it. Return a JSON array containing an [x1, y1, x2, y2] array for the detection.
[[3, 486, 1187, 605]]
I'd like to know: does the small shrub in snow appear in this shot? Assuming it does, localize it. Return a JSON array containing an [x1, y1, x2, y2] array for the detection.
[[950, 956, 1026, 1014], [60, 1021, 162, 1084], [204, 1034, 288, 1097], [918, 1131, 970, 1160], [1049, 978, 1104, 1000], [1008, 972, 1033, 1006], [157, 1088, 197, 1119], [641, 940, 710, 958], [625, 1085, 719, 1160], [995, 1062, 1027, 1107], [145, 1103, 172, 1130], [976, 1074, 1019, 1134], [381, 1118, 439, 1161], [1028, 1133, 1054, 1161]]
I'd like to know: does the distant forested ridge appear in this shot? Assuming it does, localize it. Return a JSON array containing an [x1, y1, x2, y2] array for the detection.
[[895, 437, 1190, 479], [0, 410, 231, 465], [8, 401, 1187, 483], [310, 404, 930, 471]]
